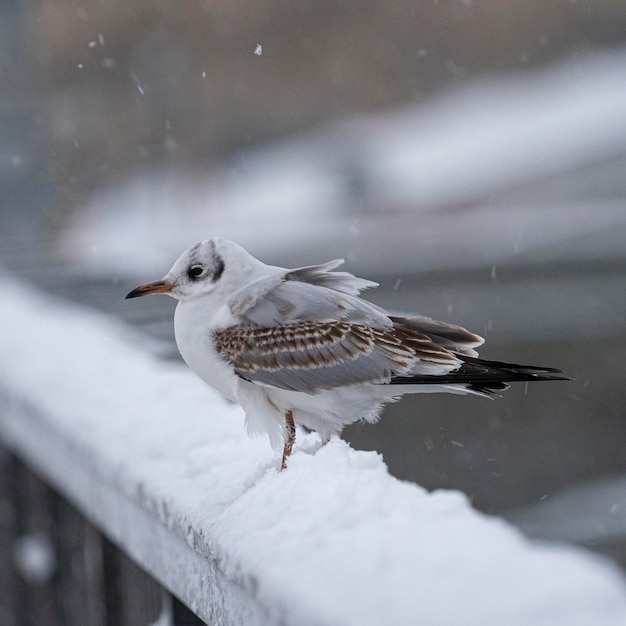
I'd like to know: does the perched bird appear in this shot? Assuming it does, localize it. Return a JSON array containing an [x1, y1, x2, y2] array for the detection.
[[126, 238, 567, 469]]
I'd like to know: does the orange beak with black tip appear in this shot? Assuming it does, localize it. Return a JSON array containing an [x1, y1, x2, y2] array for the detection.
[[125, 280, 173, 299]]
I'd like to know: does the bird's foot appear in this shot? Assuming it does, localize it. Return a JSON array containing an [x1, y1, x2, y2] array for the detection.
[[281, 410, 295, 470]]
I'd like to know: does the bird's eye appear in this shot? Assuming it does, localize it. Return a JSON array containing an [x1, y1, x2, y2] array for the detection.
[[187, 265, 205, 279]]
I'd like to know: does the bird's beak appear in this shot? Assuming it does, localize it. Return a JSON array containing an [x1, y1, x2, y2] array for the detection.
[[125, 280, 173, 299]]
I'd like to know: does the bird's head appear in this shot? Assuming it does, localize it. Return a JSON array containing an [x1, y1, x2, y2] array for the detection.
[[125, 238, 257, 302]]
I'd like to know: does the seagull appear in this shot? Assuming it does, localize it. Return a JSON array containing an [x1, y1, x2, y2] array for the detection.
[[126, 238, 568, 469]]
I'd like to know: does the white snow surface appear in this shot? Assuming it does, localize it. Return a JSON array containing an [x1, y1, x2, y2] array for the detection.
[[2, 275, 626, 625]]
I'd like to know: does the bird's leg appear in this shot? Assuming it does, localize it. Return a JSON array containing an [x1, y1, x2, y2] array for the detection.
[[281, 410, 295, 470]]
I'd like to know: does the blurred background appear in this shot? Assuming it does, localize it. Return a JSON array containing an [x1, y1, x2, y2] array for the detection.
[[1, 0, 626, 570]]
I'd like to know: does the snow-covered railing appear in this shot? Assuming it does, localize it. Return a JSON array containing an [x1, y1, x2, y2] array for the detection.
[[2, 275, 626, 626]]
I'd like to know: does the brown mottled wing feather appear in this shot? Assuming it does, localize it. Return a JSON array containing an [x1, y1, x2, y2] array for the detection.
[[214, 320, 462, 393], [389, 315, 484, 357]]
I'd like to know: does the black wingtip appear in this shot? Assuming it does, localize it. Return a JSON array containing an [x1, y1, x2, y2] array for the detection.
[[390, 358, 572, 388], [463, 357, 572, 382]]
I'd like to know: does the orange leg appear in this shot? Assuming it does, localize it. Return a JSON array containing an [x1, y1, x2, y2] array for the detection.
[[281, 410, 295, 470]]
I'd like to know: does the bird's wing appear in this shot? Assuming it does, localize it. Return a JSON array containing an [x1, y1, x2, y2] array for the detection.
[[221, 260, 484, 392], [286, 259, 379, 295], [228, 263, 390, 328], [389, 315, 484, 357], [214, 320, 462, 393]]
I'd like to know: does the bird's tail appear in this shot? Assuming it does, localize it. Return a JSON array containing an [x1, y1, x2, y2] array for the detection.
[[390, 356, 570, 396]]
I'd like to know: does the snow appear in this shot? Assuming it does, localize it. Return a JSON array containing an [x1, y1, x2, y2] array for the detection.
[[12, 532, 57, 585], [1, 276, 626, 624]]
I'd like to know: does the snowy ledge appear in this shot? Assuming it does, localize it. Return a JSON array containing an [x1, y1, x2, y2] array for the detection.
[[1, 276, 626, 626]]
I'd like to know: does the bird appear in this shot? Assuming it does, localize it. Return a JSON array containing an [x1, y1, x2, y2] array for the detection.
[[126, 238, 568, 469]]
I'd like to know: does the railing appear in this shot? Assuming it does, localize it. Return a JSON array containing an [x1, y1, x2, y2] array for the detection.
[[2, 275, 626, 626], [1, 449, 203, 625]]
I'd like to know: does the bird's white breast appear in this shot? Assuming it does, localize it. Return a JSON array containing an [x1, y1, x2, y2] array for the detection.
[[174, 297, 239, 402]]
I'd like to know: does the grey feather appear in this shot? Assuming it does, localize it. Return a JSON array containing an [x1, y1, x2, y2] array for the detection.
[[230, 267, 391, 329], [286, 259, 379, 296], [389, 315, 484, 357], [228, 269, 285, 317]]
